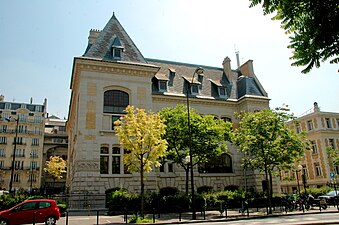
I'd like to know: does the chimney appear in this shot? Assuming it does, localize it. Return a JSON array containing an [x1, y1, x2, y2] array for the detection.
[[0, 95, 4, 102], [235, 51, 240, 68], [238, 60, 255, 77], [30, 97, 33, 104], [313, 102, 320, 112], [222, 57, 232, 80], [88, 29, 101, 45]]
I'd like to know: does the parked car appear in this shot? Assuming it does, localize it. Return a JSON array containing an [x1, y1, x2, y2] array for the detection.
[[0, 199, 60, 225], [318, 190, 339, 205]]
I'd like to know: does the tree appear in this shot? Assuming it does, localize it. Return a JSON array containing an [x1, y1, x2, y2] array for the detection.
[[114, 105, 167, 217], [232, 108, 308, 214], [326, 146, 339, 173], [44, 156, 67, 193], [249, 0, 339, 73], [159, 104, 232, 194]]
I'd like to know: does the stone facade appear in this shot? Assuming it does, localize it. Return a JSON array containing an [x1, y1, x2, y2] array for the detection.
[[282, 103, 339, 194], [67, 13, 272, 208], [0, 95, 46, 192]]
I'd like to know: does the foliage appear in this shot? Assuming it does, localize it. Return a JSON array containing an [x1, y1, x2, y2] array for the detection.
[[249, 0, 339, 73], [326, 146, 339, 169], [114, 105, 168, 173], [44, 156, 67, 180], [233, 109, 308, 175], [159, 104, 232, 169], [128, 214, 154, 223], [232, 108, 309, 213], [114, 106, 167, 217]]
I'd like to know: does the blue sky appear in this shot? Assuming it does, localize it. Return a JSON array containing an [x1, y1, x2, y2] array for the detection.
[[0, 0, 338, 119]]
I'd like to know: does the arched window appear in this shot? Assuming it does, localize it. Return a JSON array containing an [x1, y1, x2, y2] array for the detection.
[[198, 153, 233, 173], [103, 90, 129, 114]]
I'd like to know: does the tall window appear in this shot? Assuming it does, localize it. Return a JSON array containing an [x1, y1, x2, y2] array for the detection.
[[112, 147, 121, 174], [0, 161, 4, 169], [325, 118, 332, 128], [307, 120, 314, 131], [314, 162, 322, 176], [199, 153, 233, 173], [100, 146, 109, 174], [296, 125, 301, 134], [0, 137, 6, 144], [328, 138, 335, 149], [0, 149, 5, 157], [104, 90, 129, 130], [310, 140, 318, 154], [14, 173, 20, 182], [103, 90, 129, 114], [32, 138, 39, 146]]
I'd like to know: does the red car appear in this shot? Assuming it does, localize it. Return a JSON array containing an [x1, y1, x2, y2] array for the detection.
[[0, 199, 60, 225]]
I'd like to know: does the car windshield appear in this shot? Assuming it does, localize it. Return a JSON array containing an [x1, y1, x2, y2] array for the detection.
[[327, 191, 339, 196]]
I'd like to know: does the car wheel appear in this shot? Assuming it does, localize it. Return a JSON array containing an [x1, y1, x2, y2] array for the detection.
[[0, 219, 8, 225], [45, 216, 56, 225]]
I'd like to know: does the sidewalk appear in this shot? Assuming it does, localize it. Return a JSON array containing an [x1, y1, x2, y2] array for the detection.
[[63, 206, 339, 224]]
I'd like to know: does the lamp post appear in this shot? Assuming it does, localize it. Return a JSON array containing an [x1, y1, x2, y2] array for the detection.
[[5, 116, 19, 193], [186, 67, 204, 220], [295, 164, 304, 212], [29, 152, 34, 195]]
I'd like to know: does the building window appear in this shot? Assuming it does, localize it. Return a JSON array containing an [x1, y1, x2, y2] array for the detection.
[[325, 118, 332, 128], [168, 163, 173, 172], [0, 161, 4, 169], [168, 69, 175, 86], [0, 149, 5, 157], [296, 125, 301, 134], [14, 161, 23, 170], [15, 137, 25, 145], [30, 161, 37, 170], [100, 146, 109, 174], [307, 120, 314, 131], [14, 173, 20, 182], [221, 117, 232, 123], [191, 85, 199, 95], [314, 162, 322, 176], [18, 125, 27, 133], [112, 147, 121, 174], [0, 137, 7, 144], [28, 173, 37, 182], [198, 153, 233, 173], [103, 90, 129, 114], [329, 138, 335, 149], [4, 103, 11, 109], [35, 105, 43, 112], [0, 125, 7, 132], [30, 149, 38, 158], [34, 116, 43, 123], [15, 149, 25, 157], [310, 140, 318, 154], [159, 81, 167, 92], [32, 138, 39, 146], [113, 48, 122, 58], [218, 87, 226, 97]]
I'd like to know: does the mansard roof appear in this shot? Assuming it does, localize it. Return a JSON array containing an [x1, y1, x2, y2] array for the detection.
[[84, 13, 146, 63], [148, 58, 268, 101]]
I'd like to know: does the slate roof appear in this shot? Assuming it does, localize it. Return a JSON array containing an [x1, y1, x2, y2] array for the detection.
[[83, 13, 146, 63]]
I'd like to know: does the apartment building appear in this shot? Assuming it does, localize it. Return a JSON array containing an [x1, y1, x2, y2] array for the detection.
[[282, 102, 339, 193], [0, 95, 46, 192], [66, 13, 272, 207], [42, 115, 68, 194]]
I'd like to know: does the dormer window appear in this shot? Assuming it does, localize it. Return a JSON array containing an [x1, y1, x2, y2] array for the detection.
[[111, 36, 124, 60], [219, 87, 226, 97], [159, 81, 167, 92], [191, 85, 199, 95]]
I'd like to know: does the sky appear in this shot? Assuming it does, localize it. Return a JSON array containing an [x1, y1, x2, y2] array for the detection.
[[0, 0, 338, 119]]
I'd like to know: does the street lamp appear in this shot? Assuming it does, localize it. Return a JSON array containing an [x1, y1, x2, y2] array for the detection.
[[186, 67, 204, 220], [5, 116, 19, 193], [295, 164, 304, 212], [29, 152, 34, 195]]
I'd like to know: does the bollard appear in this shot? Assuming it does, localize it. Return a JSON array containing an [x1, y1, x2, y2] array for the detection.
[[319, 200, 322, 212], [224, 206, 227, 218], [203, 210, 206, 220], [179, 211, 181, 222], [66, 211, 69, 225], [96, 210, 99, 225], [153, 208, 155, 223]]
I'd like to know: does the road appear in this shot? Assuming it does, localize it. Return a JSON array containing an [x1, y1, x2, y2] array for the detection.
[[49, 211, 339, 225]]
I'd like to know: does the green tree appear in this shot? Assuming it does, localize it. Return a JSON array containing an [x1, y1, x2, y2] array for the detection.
[[249, 0, 339, 73], [114, 105, 167, 217], [232, 109, 308, 214], [160, 105, 232, 194], [326, 146, 339, 173], [44, 156, 67, 193]]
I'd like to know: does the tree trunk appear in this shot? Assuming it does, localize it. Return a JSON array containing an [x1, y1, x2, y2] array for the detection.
[[269, 172, 273, 211], [140, 158, 145, 218], [185, 167, 189, 195], [264, 165, 272, 214]]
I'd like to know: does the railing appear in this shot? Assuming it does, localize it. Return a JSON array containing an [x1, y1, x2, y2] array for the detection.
[[0, 129, 42, 135]]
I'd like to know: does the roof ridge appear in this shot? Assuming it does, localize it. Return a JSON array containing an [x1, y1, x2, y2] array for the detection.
[[146, 58, 225, 71]]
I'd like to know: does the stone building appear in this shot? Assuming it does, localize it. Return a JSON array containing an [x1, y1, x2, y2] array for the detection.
[[66, 13, 271, 207], [42, 115, 68, 193], [282, 102, 339, 194], [0, 95, 46, 192]]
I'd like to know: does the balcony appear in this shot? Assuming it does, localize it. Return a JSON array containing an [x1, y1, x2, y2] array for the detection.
[[11, 154, 25, 158]]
